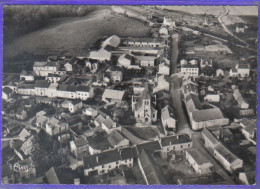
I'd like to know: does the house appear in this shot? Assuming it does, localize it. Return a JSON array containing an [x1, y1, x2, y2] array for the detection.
[[88, 51, 111, 61], [233, 89, 249, 109], [33, 62, 60, 77], [64, 62, 73, 72], [160, 134, 192, 158], [186, 149, 214, 175], [47, 83, 58, 98], [135, 140, 162, 157], [236, 24, 245, 33], [101, 35, 121, 48], [200, 58, 213, 69], [238, 171, 255, 185], [216, 69, 224, 77], [213, 143, 243, 173], [87, 132, 110, 155], [83, 147, 134, 176], [159, 27, 168, 36], [20, 70, 34, 81], [201, 128, 220, 149], [2, 87, 14, 100], [45, 167, 75, 184], [122, 37, 164, 48], [153, 75, 170, 93], [36, 115, 48, 128], [240, 118, 256, 145], [107, 130, 129, 148], [230, 68, 238, 77], [57, 84, 77, 99], [163, 17, 176, 28], [132, 83, 157, 125], [180, 60, 199, 77], [134, 55, 157, 67], [17, 84, 35, 96], [184, 94, 229, 130], [70, 137, 88, 159], [14, 157, 36, 182], [158, 62, 170, 75], [102, 89, 125, 103], [101, 116, 117, 134], [34, 80, 50, 96], [76, 86, 94, 100], [117, 54, 140, 69], [204, 94, 220, 103], [6, 122, 23, 135], [138, 149, 166, 185], [69, 100, 83, 113], [83, 107, 98, 117], [236, 64, 250, 78], [182, 82, 198, 97], [109, 71, 123, 83], [19, 128, 31, 141], [45, 117, 69, 136], [201, 128, 243, 173], [161, 105, 176, 132], [219, 128, 234, 143]]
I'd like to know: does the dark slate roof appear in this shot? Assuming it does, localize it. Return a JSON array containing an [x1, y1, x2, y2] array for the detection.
[[76, 85, 90, 92], [192, 108, 225, 122], [161, 134, 192, 147], [2, 87, 13, 94], [34, 80, 50, 88], [83, 147, 134, 169], [138, 150, 164, 185], [18, 84, 35, 89], [185, 93, 203, 110], [73, 137, 87, 148], [135, 83, 150, 111], [135, 140, 162, 155], [45, 167, 75, 184], [107, 130, 126, 147], [214, 143, 240, 164], [202, 128, 220, 146], [66, 85, 77, 92], [57, 84, 68, 91], [86, 134, 110, 151]]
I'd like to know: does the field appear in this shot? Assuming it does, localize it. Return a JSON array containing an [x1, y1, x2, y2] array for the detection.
[[158, 6, 257, 16], [3, 7, 150, 60]]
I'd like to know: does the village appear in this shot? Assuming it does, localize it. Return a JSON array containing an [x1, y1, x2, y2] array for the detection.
[[2, 6, 257, 185]]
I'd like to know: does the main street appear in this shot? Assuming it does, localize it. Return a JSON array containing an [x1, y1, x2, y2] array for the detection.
[[169, 33, 235, 184]]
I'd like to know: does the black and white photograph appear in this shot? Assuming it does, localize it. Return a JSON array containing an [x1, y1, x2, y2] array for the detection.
[[1, 5, 258, 185]]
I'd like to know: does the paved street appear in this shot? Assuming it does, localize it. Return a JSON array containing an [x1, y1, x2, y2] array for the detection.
[[169, 31, 235, 184]]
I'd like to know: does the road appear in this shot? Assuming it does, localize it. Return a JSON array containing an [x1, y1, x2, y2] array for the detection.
[[218, 6, 248, 46], [169, 32, 235, 184]]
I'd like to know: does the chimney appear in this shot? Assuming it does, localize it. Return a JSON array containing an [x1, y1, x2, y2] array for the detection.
[[96, 156, 98, 163]]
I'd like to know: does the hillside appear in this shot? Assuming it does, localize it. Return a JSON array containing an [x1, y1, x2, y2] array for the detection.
[[3, 7, 150, 60]]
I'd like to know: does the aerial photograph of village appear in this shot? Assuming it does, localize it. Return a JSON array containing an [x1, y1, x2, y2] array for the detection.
[[1, 5, 258, 185]]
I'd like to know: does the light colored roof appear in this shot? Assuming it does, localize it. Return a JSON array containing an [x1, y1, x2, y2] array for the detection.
[[102, 89, 125, 100], [33, 61, 47, 67], [19, 128, 31, 139], [134, 55, 157, 61], [186, 149, 210, 165], [192, 108, 225, 122], [88, 51, 111, 60], [161, 105, 175, 120], [123, 37, 164, 43], [102, 35, 121, 48], [49, 83, 58, 89]]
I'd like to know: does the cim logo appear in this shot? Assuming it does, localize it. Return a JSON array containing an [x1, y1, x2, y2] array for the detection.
[[10, 164, 33, 172]]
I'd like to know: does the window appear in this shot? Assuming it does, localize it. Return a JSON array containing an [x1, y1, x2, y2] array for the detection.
[[116, 161, 119, 165], [181, 145, 183, 149], [188, 144, 190, 147]]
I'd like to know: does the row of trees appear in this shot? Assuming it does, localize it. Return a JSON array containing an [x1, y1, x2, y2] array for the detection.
[[4, 5, 97, 43]]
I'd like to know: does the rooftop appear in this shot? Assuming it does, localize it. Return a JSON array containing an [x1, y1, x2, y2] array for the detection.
[[102, 89, 125, 100], [107, 130, 127, 147], [214, 143, 240, 164], [161, 134, 192, 147], [34, 80, 50, 88], [186, 149, 210, 165]]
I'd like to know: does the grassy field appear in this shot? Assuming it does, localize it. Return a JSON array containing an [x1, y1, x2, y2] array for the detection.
[[158, 6, 257, 16], [3, 7, 150, 60]]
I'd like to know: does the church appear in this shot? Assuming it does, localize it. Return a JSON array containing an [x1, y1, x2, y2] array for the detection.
[[132, 83, 157, 125]]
